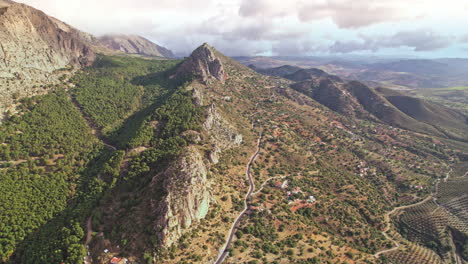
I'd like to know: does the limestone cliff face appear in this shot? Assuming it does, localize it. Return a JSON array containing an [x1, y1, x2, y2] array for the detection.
[[152, 146, 210, 247], [0, 1, 95, 77], [151, 100, 242, 248], [203, 103, 243, 164], [176, 43, 227, 84], [97, 34, 174, 58], [0, 0, 96, 118]]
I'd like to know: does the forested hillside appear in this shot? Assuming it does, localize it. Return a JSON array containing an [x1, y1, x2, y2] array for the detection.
[[0, 90, 100, 261], [0, 55, 202, 263], [0, 48, 466, 264]]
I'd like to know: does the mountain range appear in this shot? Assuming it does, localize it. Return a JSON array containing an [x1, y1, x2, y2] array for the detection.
[[237, 56, 468, 89], [0, 1, 467, 264], [250, 64, 468, 142]]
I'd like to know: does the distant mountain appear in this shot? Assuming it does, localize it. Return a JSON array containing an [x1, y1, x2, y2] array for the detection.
[[253, 64, 467, 141], [250, 65, 342, 82], [248, 64, 302, 77], [284, 68, 342, 82], [376, 87, 468, 141], [368, 59, 451, 75], [237, 56, 468, 88], [97, 34, 174, 58]]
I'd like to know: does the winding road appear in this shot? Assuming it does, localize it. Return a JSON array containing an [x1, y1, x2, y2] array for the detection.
[[252, 175, 287, 196], [374, 164, 453, 258], [214, 133, 263, 264]]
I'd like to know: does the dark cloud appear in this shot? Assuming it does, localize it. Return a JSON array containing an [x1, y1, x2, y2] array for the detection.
[[329, 30, 452, 53]]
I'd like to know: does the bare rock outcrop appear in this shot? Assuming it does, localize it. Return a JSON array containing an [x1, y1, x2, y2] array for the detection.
[[0, 0, 96, 118], [150, 102, 242, 248], [203, 103, 243, 164], [176, 43, 227, 84], [0, 1, 95, 76], [152, 146, 210, 247], [97, 34, 174, 58]]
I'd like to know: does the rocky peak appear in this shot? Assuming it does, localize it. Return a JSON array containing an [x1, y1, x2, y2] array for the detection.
[[176, 43, 227, 84]]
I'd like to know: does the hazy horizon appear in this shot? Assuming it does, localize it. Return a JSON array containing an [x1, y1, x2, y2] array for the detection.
[[16, 0, 468, 58]]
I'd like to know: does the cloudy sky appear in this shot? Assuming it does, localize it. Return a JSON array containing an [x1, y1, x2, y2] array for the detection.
[[18, 0, 468, 57]]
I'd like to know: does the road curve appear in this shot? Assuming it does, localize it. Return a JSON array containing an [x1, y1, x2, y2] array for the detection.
[[374, 165, 453, 258], [214, 133, 263, 264], [374, 194, 433, 258], [252, 175, 286, 196]]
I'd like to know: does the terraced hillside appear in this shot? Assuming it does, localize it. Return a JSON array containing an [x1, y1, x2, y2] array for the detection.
[[391, 165, 468, 264]]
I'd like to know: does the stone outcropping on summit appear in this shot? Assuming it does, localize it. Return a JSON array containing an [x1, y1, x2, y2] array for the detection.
[[176, 43, 227, 84]]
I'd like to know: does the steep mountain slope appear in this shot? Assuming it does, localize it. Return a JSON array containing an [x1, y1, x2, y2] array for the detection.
[[290, 78, 369, 119], [1, 41, 466, 264], [284, 68, 342, 82], [239, 57, 468, 89], [175, 43, 227, 84], [81, 45, 466, 263], [97, 34, 174, 58], [0, 0, 96, 119], [252, 64, 467, 140], [249, 64, 302, 77], [344, 81, 444, 136], [376, 87, 468, 141]]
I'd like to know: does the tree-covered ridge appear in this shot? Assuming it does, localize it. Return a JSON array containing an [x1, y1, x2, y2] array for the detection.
[[70, 55, 181, 136], [0, 91, 100, 261], [0, 54, 204, 263], [125, 89, 205, 182]]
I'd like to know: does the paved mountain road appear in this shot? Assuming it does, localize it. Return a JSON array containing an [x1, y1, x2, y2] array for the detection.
[[214, 133, 263, 264]]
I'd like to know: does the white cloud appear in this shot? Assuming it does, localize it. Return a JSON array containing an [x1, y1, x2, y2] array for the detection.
[[329, 29, 453, 53], [15, 0, 468, 57]]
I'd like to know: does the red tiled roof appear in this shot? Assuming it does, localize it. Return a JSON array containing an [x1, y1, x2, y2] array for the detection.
[[110, 257, 121, 264]]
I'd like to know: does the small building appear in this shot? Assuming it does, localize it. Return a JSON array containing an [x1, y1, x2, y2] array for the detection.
[[281, 180, 289, 189], [110, 258, 121, 264], [110, 257, 128, 264], [307, 196, 316, 203], [275, 180, 289, 189], [292, 187, 302, 194]]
